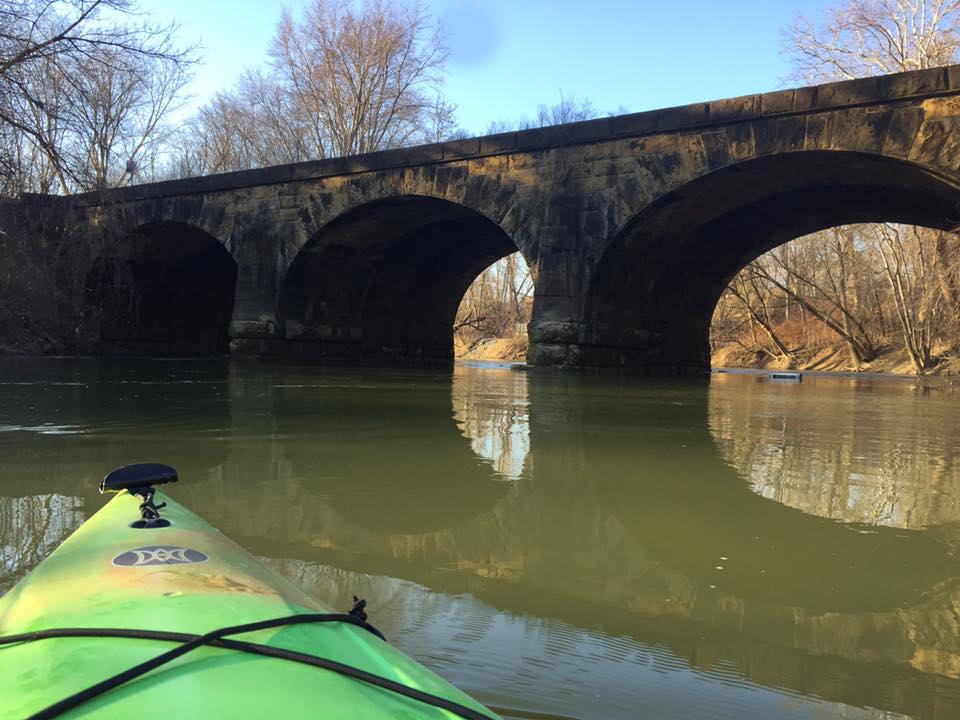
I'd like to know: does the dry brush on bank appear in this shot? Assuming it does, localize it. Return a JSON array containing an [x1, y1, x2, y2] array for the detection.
[[0, 197, 145, 353], [454, 253, 533, 361], [711, 224, 960, 375]]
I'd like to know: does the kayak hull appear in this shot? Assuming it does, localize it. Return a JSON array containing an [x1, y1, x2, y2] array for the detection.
[[0, 491, 496, 719]]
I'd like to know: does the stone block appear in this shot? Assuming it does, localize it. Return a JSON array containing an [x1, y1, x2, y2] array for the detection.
[[830, 107, 893, 153], [792, 86, 818, 111], [701, 131, 731, 169], [431, 164, 468, 197], [528, 125, 567, 149], [815, 76, 882, 108], [655, 103, 708, 131], [536, 259, 580, 295], [528, 319, 580, 344], [442, 139, 481, 159], [280, 319, 311, 340], [923, 115, 960, 171], [284, 161, 325, 182], [404, 144, 445, 165], [581, 208, 610, 238], [880, 67, 949, 99], [752, 119, 779, 156], [479, 131, 520, 155], [321, 155, 376, 176], [724, 122, 757, 162], [531, 294, 578, 323], [609, 111, 659, 138], [675, 133, 709, 179], [908, 116, 947, 165], [230, 319, 280, 339], [760, 90, 794, 116], [559, 117, 614, 145], [364, 147, 410, 169], [709, 94, 760, 123], [527, 342, 571, 367], [775, 116, 807, 153], [881, 105, 925, 158], [803, 113, 832, 150]]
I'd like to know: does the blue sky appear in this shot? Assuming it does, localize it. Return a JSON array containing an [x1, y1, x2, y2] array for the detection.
[[140, 0, 836, 135]]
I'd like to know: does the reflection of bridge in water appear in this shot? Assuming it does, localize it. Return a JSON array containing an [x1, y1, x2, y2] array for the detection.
[[2, 361, 960, 717], [710, 374, 960, 530]]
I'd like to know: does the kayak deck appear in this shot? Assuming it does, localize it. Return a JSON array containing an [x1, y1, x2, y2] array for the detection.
[[0, 490, 497, 719]]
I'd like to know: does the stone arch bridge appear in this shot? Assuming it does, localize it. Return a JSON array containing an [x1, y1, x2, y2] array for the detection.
[[34, 66, 960, 369]]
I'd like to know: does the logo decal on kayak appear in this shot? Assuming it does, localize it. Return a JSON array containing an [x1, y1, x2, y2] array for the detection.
[[112, 545, 209, 567]]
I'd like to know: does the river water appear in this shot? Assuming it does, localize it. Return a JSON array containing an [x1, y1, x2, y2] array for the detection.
[[2, 358, 960, 719]]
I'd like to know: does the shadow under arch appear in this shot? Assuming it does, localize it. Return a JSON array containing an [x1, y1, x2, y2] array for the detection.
[[279, 195, 525, 361], [87, 221, 237, 355], [584, 150, 960, 370]]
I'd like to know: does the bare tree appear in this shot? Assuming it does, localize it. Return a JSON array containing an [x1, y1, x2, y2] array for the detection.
[[725, 268, 796, 366], [174, 67, 320, 177], [785, 0, 960, 82], [872, 223, 957, 372], [270, 0, 449, 157], [0, 0, 196, 194], [63, 48, 190, 190], [1, 55, 68, 193], [174, 0, 454, 175], [424, 95, 462, 143], [763, 228, 880, 368], [455, 253, 533, 351], [485, 95, 598, 134], [0, 1, 197, 354]]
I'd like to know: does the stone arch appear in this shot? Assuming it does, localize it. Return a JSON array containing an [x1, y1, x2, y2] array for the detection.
[[87, 221, 238, 355], [279, 195, 528, 360], [106, 196, 233, 253], [298, 166, 538, 255], [583, 150, 960, 370]]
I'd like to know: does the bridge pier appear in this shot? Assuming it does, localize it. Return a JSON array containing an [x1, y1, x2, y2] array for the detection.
[[228, 218, 291, 355], [526, 186, 592, 367]]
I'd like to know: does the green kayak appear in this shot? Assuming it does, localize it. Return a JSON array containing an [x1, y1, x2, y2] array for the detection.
[[0, 464, 499, 720]]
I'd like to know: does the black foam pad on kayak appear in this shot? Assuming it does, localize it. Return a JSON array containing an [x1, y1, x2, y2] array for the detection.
[[100, 463, 178, 493]]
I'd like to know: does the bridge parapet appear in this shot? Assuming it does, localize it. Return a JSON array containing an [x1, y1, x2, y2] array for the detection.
[[69, 64, 960, 203]]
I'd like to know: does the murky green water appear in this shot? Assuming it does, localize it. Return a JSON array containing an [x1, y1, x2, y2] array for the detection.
[[2, 358, 960, 719]]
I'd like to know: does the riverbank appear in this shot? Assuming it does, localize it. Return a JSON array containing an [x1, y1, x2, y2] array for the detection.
[[454, 334, 528, 362], [712, 341, 960, 376], [456, 333, 960, 376], [9, 332, 957, 377]]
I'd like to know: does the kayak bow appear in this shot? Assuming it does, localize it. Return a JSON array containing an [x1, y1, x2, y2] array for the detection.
[[0, 464, 499, 720]]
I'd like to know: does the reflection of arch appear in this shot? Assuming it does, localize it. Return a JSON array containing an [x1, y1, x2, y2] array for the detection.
[[584, 151, 960, 369], [708, 374, 960, 529], [451, 365, 530, 480], [570, 377, 957, 613], [87, 222, 237, 355], [279, 196, 524, 361], [200, 365, 514, 536]]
